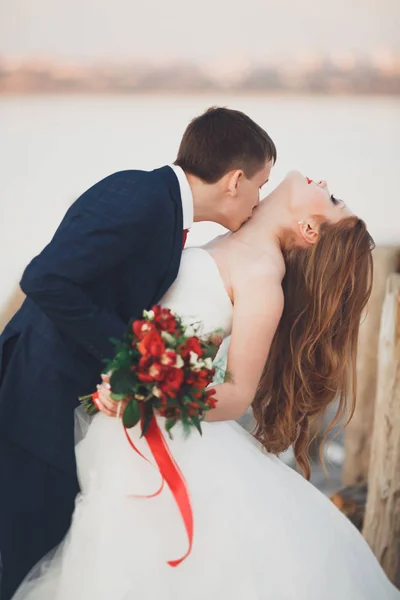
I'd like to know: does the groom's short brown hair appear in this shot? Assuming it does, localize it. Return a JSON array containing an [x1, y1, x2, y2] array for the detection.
[[174, 107, 276, 183]]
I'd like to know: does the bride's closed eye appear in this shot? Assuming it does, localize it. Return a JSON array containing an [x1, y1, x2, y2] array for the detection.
[[330, 194, 342, 206]]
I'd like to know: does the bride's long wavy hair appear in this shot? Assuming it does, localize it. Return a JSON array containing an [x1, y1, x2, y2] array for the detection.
[[252, 217, 374, 479]]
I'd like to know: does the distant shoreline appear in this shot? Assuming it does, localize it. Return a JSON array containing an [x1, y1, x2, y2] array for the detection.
[[1, 89, 399, 98], [1, 59, 399, 97]]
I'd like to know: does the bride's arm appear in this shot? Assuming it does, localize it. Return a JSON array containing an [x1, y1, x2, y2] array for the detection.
[[205, 271, 283, 422]]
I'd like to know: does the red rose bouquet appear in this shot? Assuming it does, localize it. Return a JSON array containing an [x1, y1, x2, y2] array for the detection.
[[79, 305, 221, 437], [79, 305, 223, 567]]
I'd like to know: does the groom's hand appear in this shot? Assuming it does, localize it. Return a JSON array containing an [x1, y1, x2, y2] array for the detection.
[[95, 374, 129, 418]]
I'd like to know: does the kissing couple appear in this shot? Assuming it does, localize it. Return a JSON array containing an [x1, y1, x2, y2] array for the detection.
[[1, 107, 397, 599]]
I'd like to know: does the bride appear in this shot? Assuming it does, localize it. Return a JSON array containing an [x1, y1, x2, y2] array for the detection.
[[13, 171, 399, 599]]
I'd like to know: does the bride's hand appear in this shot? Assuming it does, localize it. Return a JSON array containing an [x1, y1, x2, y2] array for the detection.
[[95, 374, 129, 418]]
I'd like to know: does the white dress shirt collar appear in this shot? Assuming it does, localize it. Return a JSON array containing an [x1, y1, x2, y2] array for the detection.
[[169, 164, 194, 230]]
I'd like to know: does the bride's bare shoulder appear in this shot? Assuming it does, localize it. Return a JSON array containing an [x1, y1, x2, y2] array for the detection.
[[230, 245, 284, 288], [204, 237, 284, 310]]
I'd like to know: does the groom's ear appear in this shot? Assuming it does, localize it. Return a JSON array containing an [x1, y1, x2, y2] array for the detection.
[[227, 169, 244, 197]]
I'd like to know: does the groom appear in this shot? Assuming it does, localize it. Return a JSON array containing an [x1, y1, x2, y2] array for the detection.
[[0, 106, 276, 599]]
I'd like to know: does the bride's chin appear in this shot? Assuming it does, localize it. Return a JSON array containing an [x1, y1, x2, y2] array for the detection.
[[284, 170, 305, 181]]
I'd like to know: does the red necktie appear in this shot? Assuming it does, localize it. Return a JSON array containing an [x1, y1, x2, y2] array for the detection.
[[182, 229, 189, 249]]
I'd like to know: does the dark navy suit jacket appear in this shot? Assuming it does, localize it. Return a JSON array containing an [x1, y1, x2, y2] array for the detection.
[[0, 166, 183, 475]]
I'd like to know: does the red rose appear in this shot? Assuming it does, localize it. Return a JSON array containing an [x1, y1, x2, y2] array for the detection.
[[180, 337, 203, 359], [160, 367, 184, 398], [138, 330, 165, 358], [137, 356, 165, 383], [132, 319, 156, 340], [137, 356, 154, 383], [138, 356, 152, 370], [186, 368, 212, 389], [161, 350, 178, 367], [137, 371, 153, 383], [148, 362, 165, 382], [152, 306, 178, 334], [159, 391, 169, 405]]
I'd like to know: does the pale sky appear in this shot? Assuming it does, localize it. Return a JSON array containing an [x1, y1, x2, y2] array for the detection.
[[0, 0, 399, 63]]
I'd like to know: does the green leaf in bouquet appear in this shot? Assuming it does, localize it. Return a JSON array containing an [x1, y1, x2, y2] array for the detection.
[[165, 419, 176, 440], [110, 366, 134, 395], [181, 419, 192, 439], [110, 392, 129, 402], [114, 347, 132, 367], [191, 415, 203, 436], [103, 336, 133, 371], [140, 402, 154, 437], [122, 399, 141, 429], [201, 345, 213, 359]]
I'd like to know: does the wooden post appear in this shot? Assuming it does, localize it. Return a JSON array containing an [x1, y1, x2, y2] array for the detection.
[[362, 273, 400, 585], [342, 248, 400, 486]]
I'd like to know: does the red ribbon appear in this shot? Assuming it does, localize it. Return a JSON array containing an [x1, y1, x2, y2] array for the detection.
[[124, 415, 193, 567], [92, 390, 193, 565]]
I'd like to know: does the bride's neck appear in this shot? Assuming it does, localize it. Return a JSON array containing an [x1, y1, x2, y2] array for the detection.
[[230, 189, 293, 254]]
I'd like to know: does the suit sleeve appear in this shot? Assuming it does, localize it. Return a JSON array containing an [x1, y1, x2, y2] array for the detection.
[[20, 171, 165, 362]]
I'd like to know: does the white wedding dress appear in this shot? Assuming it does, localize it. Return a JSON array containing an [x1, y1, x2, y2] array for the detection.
[[13, 248, 399, 599]]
